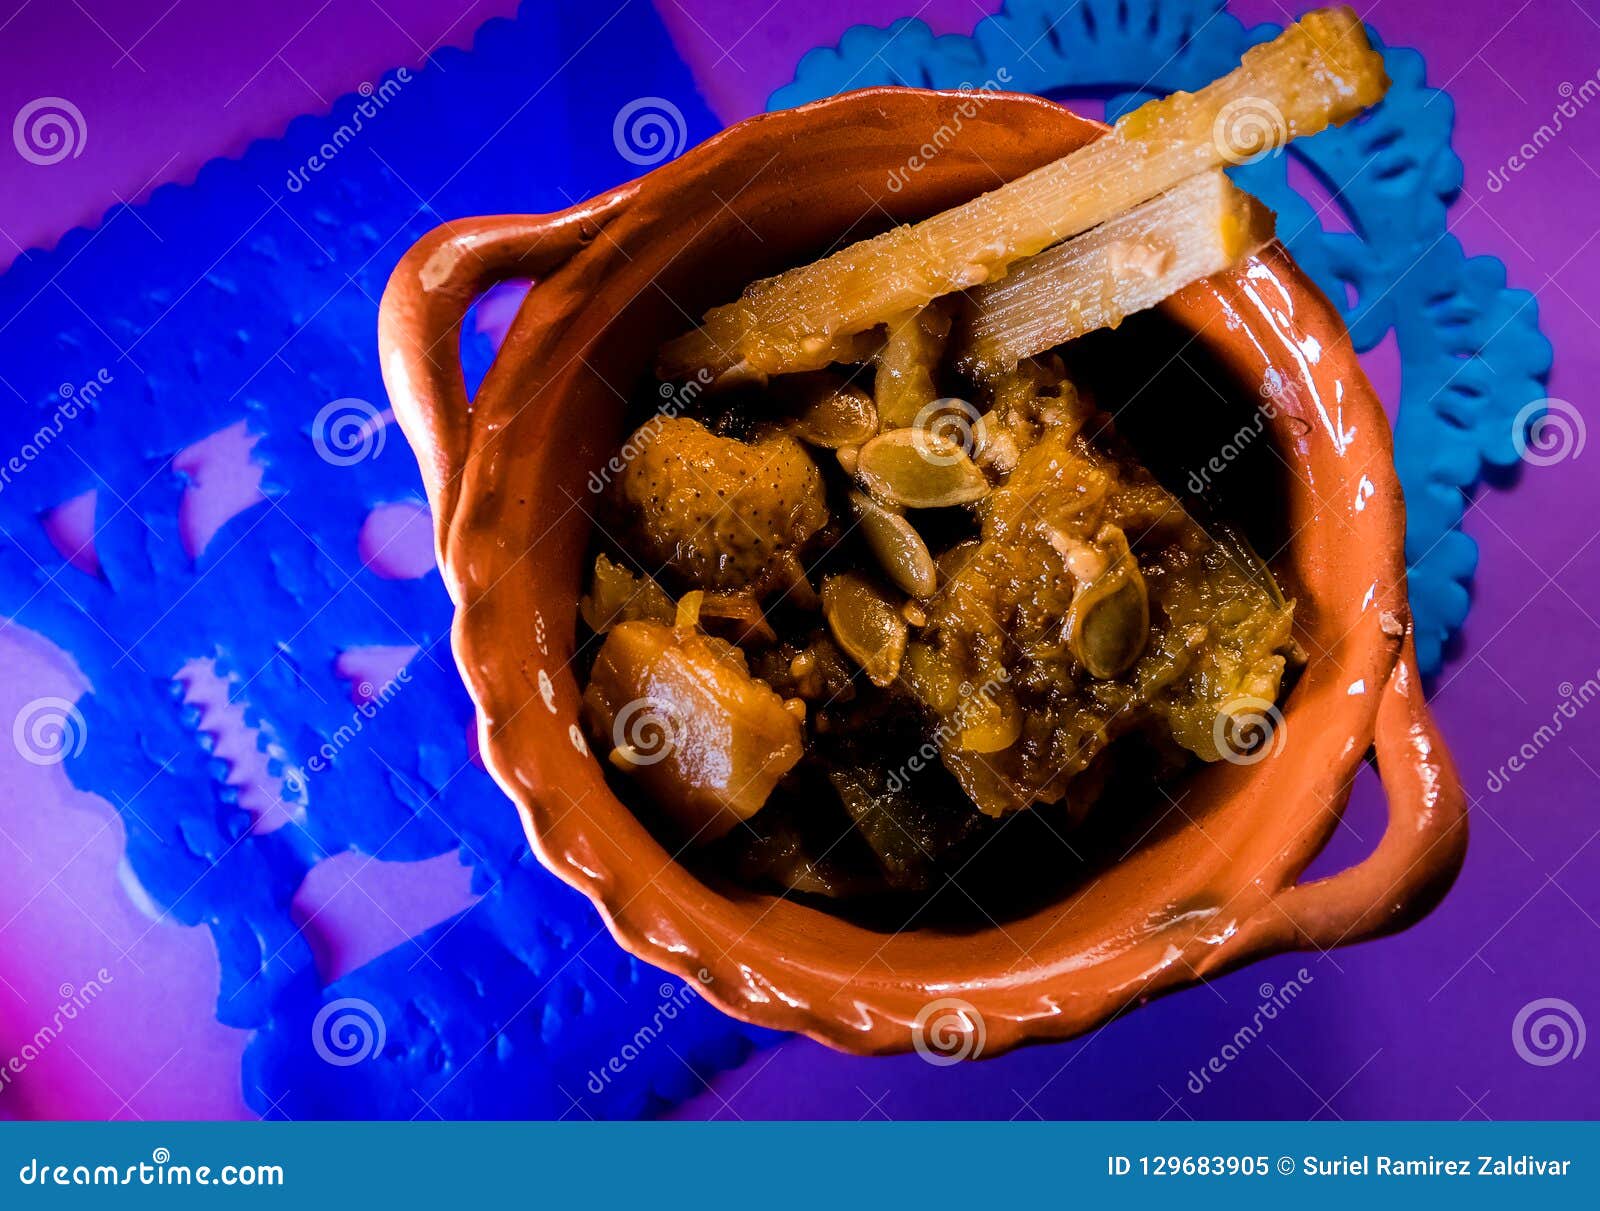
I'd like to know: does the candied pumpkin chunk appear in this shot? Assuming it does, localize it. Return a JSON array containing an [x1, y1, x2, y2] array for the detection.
[[875, 300, 955, 429], [613, 416, 827, 594], [582, 620, 804, 842], [579, 553, 676, 633], [904, 361, 1295, 816]]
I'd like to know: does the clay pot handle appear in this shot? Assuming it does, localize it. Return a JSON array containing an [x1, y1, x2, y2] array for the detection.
[[378, 190, 632, 537], [1263, 637, 1468, 950]]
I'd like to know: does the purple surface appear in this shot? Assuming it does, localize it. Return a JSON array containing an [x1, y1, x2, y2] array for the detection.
[[1, 0, 1597, 1121]]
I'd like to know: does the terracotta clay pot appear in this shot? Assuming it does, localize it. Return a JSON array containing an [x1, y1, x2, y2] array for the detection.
[[378, 88, 1468, 1056]]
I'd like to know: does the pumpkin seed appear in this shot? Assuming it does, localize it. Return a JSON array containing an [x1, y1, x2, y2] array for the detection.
[[783, 374, 879, 448], [1071, 575, 1149, 679], [855, 427, 988, 509], [849, 490, 937, 599], [935, 539, 981, 583], [821, 571, 907, 687], [1066, 527, 1149, 680]]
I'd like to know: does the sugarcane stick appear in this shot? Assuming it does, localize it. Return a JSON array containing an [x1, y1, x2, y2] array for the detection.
[[956, 171, 1276, 377], [659, 7, 1385, 382]]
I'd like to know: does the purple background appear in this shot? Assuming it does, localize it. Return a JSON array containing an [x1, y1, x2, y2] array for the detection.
[[0, 0, 1596, 1121]]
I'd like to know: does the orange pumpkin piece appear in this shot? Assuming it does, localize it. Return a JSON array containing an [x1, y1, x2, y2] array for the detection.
[[582, 620, 804, 842]]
